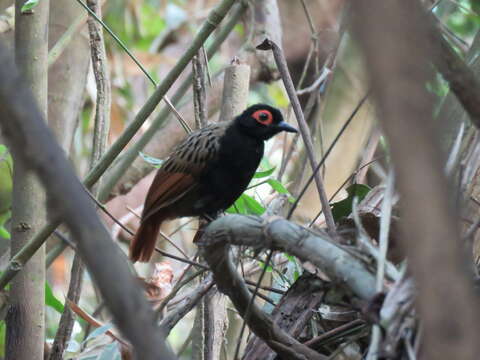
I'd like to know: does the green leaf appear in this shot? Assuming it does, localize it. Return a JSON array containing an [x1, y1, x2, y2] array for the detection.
[[45, 281, 64, 314], [139, 152, 164, 167], [226, 196, 247, 214], [253, 167, 276, 178], [267, 179, 288, 194], [330, 184, 371, 222], [258, 261, 273, 272], [242, 194, 265, 215], [267, 179, 296, 203], [0, 210, 11, 239], [293, 270, 300, 281], [0, 226, 9, 240], [0, 145, 13, 214], [284, 253, 295, 262], [21, 0, 39, 13]]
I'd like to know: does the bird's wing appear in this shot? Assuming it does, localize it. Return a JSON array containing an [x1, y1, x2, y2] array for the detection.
[[141, 122, 227, 222]]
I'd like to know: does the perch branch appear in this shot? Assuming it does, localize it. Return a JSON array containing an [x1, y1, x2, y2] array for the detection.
[[201, 215, 377, 300], [199, 219, 327, 360]]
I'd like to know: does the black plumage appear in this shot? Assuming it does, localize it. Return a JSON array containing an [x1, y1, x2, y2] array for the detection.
[[130, 104, 297, 262]]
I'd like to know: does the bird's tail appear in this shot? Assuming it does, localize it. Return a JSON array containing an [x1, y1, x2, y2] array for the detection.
[[130, 216, 163, 262]]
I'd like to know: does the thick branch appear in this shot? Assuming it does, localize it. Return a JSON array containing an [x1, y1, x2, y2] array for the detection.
[[199, 219, 326, 360], [351, 1, 480, 359], [49, 0, 111, 358], [0, 0, 239, 290], [201, 215, 376, 300], [243, 272, 325, 360], [0, 42, 176, 360]]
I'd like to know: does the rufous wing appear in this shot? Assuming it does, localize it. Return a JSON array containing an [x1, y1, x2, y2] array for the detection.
[[130, 122, 226, 262]]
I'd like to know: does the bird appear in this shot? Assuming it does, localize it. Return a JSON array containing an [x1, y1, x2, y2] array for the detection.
[[130, 104, 297, 262]]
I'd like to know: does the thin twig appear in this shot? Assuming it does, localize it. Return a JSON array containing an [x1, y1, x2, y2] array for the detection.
[[304, 319, 366, 347], [159, 274, 214, 335], [0, 0, 238, 291], [0, 40, 176, 359], [308, 156, 384, 227], [296, 68, 331, 96], [365, 169, 395, 360], [287, 92, 370, 219], [74, 0, 191, 133], [257, 38, 336, 234], [97, 2, 247, 202], [49, 2, 111, 357]]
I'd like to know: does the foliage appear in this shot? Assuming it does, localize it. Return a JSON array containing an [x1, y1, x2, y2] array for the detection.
[[331, 184, 371, 222]]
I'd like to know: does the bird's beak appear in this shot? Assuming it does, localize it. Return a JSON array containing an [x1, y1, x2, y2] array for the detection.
[[277, 121, 298, 133]]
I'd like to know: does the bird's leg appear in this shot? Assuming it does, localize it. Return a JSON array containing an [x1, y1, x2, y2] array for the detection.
[[192, 213, 218, 243]]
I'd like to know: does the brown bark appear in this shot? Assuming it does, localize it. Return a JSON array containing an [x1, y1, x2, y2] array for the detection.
[[351, 1, 480, 359]]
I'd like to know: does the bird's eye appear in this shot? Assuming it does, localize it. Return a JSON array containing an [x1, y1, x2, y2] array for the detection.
[[252, 110, 273, 125]]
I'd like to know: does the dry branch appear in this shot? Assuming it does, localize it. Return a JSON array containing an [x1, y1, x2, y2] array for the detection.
[[201, 214, 377, 300], [257, 39, 336, 234], [159, 274, 215, 336], [199, 218, 327, 360], [243, 272, 325, 360], [351, 0, 480, 358], [49, 0, 111, 358], [0, 0, 238, 291], [0, 41, 176, 360], [428, 14, 480, 129]]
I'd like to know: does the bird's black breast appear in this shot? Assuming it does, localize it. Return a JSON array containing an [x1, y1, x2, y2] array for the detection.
[[196, 124, 264, 214]]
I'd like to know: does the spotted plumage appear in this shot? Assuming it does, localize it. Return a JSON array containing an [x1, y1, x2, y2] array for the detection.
[[130, 104, 297, 262]]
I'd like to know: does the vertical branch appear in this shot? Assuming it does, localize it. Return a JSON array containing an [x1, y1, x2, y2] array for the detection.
[[86, 0, 111, 169], [49, 0, 111, 358], [192, 50, 208, 129], [218, 59, 251, 122], [0, 41, 176, 360], [192, 60, 251, 360], [6, 1, 49, 359]]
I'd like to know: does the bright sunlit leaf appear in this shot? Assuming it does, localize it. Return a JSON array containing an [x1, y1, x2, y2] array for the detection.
[[242, 194, 265, 215], [21, 0, 39, 13], [45, 281, 64, 314], [253, 167, 276, 178]]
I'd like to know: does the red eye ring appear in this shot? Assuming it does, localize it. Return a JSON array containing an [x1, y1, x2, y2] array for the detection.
[[252, 110, 273, 125]]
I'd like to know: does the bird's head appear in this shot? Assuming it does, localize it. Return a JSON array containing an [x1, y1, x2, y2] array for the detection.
[[235, 104, 297, 140]]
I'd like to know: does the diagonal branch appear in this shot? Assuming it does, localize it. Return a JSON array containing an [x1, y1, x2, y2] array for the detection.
[[427, 12, 480, 129], [257, 38, 336, 234], [49, 0, 111, 358], [0, 0, 238, 290], [0, 41, 176, 360], [351, 0, 480, 358], [198, 221, 327, 360], [200, 215, 377, 300]]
